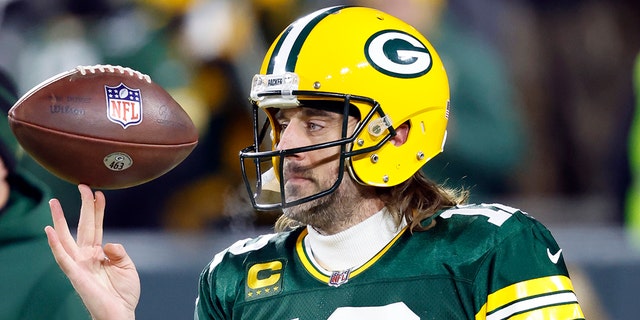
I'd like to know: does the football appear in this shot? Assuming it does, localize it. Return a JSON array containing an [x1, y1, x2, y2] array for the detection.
[[8, 64, 198, 189]]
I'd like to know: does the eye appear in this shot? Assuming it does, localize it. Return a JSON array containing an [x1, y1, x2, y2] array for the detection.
[[307, 122, 322, 132]]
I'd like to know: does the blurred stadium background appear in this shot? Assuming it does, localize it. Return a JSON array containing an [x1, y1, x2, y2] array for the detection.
[[1, 0, 639, 318]]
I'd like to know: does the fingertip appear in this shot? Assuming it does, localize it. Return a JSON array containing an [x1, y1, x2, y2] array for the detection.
[[48, 199, 63, 216], [48, 199, 61, 217], [44, 225, 57, 241], [94, 190, 106, 211], [104, 243, 126, 259], [77, 185, 94, 203]]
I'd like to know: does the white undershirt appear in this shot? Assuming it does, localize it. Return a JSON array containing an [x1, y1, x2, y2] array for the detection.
[[304, 207, 406, 271]]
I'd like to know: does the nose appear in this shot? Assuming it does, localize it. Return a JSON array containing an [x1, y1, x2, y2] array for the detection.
[[276, 123, 296, 151], [276, 120, 306, 152]]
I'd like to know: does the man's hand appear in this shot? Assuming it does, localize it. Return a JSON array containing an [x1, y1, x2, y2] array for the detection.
[[45, 184, 140, 320]]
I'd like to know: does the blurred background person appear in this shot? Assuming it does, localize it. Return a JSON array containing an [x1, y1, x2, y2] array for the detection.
[[0, 67, 89, 319], [625, 51, 640, 244], [497, 0, 640, 226]]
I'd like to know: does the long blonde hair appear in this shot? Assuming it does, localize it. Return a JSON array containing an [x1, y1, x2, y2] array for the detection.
[[274, 171, 468, 232], [381, 171, 468, 232]]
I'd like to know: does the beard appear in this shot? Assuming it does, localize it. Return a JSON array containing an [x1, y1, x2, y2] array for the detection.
[[282, 163, 368, 232]]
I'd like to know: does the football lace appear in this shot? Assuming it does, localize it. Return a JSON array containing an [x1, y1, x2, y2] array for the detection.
[[75, 64, 152, 83]]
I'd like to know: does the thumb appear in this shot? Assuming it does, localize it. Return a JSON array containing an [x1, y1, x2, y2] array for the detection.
[[103, 243, 134, 267]]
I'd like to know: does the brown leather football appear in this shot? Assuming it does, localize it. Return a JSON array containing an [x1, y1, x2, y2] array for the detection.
[[8, 64, 198, 189]]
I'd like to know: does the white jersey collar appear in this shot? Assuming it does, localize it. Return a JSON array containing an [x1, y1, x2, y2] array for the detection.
[[304, 207, 406, 271]]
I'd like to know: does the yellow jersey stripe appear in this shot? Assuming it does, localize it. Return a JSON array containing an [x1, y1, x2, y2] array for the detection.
[[350, 225, 407, 277], [487, 275, 574, 312], [295, 228, 329, 282], [508, 302, 585, 320], [487, 292, 580, 320], [295, 226, 408, 283], [475, 275, 582, 319]]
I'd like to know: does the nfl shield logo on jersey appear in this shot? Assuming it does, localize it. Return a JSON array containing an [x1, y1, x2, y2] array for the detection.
[[105, 83, 143, 128], [328, 269, 351, 287]]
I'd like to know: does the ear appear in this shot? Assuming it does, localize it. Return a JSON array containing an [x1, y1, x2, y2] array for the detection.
[[390, 123, 409, 146]]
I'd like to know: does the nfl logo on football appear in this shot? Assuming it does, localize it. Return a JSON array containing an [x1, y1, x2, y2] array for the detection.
[[329, 269, 351, 287], [105, 83, 143, 128]]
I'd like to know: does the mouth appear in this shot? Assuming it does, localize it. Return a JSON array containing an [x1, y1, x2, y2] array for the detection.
[[282, 167, 314, 189], [284, 175, 311, 185]]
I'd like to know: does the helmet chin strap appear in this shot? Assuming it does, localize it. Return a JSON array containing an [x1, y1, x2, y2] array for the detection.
[[345, 157, 367, 187]]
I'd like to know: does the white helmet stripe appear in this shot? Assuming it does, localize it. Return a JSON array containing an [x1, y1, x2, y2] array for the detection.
[[267, 6, 346, 74]]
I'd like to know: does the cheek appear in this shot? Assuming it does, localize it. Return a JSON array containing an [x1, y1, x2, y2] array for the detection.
[[312, 146, 342, 167], [317, 152, 344, 179]]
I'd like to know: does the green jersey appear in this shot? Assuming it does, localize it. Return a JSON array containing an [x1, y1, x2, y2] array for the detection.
[[195, 204, 584, 319]]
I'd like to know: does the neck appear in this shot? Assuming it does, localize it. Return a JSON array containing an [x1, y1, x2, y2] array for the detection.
[[312, 197, 385, 235], [305, 207, 406, 271]]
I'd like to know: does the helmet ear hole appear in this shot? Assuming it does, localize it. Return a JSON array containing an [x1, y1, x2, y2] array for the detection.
[[390, 122, 410, 147]]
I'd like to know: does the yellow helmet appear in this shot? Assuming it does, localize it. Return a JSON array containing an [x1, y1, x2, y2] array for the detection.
[[240, 5, 449, 210]]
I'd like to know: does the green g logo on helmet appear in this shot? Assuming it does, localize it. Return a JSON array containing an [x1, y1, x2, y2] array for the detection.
[[365, 30, 432, 78]]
